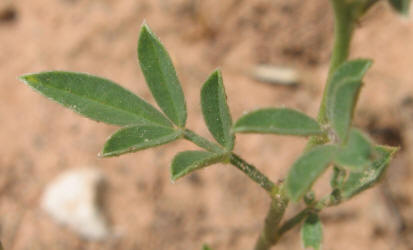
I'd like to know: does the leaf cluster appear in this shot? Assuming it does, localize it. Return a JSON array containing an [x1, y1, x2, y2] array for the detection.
[[20, 8, 406, 247]]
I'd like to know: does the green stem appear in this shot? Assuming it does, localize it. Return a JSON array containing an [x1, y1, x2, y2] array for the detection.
[[252, 2, 361, 249], [254, 187, 289, 250], [306, 0, 356, 148], [318, 0, 355, 125], [183, 129, 224, 153], [183, 129, 276, 193], [229, 153, 276, 192], [276, 208, 311, 239], [272, 191, 344, 243]]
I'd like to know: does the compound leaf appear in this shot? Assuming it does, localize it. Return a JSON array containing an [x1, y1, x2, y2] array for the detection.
[[201, 70, 234, 150], [286, 145, 338, 202], [328, 79, 363, 142], [138, 24, 187, 127], [20, 71, 172, 127], [234, 108, 322, 136], [334, 129, 374, 171], [301, 213, 323, 250], [388, 0, 411, 16], [171, 151, 227, 181], [341, 145, 398, 199], [102, 125, 182, 157]]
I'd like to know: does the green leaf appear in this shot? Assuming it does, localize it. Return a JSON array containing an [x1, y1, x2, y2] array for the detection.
[[234, 108, 323, 136], [388, 0, 411, 15], [20, 71, 172, 127], [201, 70, 234, 150], [328, 79, 362, 142], [171, 151, 227, 181], [301, 213, 323, 250], [327, 59, 372, 99], [138, 23, 187, 127], [102, 125, 182, 157], [334, 129, 374, 171], [286, 145, 338, 202], [326, 60, 371, 140], [341, 145, 398, 199]]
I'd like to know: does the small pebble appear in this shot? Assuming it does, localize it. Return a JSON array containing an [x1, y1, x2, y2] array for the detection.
[[41, 168, 110, 241], [251, 64, 300, 86]]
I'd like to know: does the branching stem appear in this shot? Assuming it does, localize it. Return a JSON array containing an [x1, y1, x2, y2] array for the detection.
[[254, 186, 289, 250], [252, 1, 361, 249], [229, 154, 276, 193], [183, 129, 276, 192]]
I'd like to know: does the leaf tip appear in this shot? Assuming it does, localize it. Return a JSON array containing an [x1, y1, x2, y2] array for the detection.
[[383, 145, 400, 156], [212, 68, 222, 76], [18, 73, 35, 85], [139, 21, 158, 42], [170, 174, 179, 182], [362, 58, 374, 71], [170, 165, 183, 182], [140, 21, 150, 33], [99, 148, 113, 158]]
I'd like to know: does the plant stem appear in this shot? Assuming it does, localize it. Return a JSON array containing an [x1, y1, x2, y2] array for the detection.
[[254, 187, 289, 250], [271, 191, 344, 243], [183, 129, 277, 193], [318, 0, 355, 125], [276, 208, 311, 239], [183, 129, 224, 153], [307, 0, 356, 148], [229, 153, 276, 192], [252, 2, 360, 249]]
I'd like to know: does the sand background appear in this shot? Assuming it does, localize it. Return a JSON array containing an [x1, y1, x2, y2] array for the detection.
[[1, 0, 413, 249]]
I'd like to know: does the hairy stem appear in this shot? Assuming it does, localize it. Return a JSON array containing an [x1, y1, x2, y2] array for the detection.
[[254, 187, 289, 250], [252, 1, 359, 249], [276, 208, 311, 239], [183, 129, 224, 153], [230, 153, 276, 192], [306, 0, 356, 148], [183, 129, 277, 193], [272, 191, 344, 243], [318, 0, 355, 125]]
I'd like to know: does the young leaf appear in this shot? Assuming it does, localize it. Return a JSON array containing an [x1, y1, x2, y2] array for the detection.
[[334, 129, 373, 171], [20, 71, 172, 127], [388, 0, 411, 16], [102, 125, 182, 157], [201, 70, 234, 150], [234, 108, 323, 136], [171, 151, 227, 181], [286, 145, 338, 202], [301, 213, 323, 250], [327, 59, 372, 100], [328, 79, 362, 142], [341, 145, 398, 199], [138, 24, 187, 127]]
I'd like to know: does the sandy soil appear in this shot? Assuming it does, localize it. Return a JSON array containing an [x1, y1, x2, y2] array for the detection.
[[0, 0, 413, 249]]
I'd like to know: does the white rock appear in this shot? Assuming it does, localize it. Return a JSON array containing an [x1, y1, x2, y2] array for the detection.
[[251, 65, 300, 86], [41, 168, 110, 240]]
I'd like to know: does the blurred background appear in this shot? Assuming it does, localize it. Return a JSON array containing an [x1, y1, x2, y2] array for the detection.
[[1, 0, 413, 249]]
